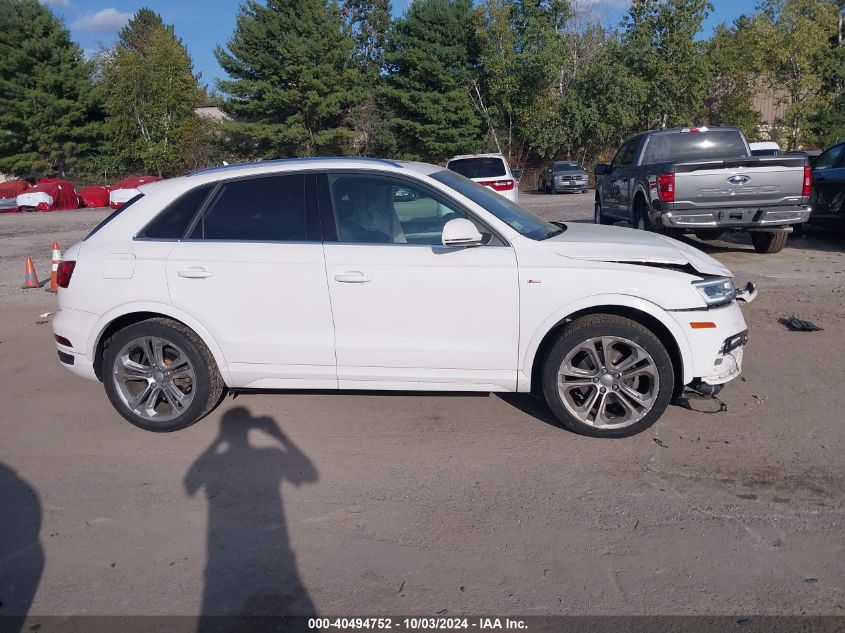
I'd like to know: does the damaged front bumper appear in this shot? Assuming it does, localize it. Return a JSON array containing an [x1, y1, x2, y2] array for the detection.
[[670, 297, 752, 389]]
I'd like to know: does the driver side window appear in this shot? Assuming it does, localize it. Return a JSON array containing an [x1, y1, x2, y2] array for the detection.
[[327, 174, 475, 245], [813, 145, 844, 171]]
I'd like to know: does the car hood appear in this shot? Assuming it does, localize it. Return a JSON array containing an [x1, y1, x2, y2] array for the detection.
[[542, 223, 731, 277]]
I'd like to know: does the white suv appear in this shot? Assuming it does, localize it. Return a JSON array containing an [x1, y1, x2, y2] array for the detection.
[[53, 157, 754, 437], [446, 153, 519, 203]]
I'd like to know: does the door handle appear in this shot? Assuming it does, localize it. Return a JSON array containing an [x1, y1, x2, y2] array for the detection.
[[177, 268, 213, 279], [334, 271, 372, 283]]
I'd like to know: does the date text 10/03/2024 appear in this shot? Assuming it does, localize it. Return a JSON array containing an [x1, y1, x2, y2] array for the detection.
[[307, 618, 528, 630]]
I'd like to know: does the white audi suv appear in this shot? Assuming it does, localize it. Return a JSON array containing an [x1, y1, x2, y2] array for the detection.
[[52, 157, 754, 437]]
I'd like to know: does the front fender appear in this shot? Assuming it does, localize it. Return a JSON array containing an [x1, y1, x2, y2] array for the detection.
[[520, 293, 694, 388], [86, 301, 231, 384]]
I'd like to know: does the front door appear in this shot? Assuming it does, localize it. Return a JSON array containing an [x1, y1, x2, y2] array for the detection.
[[319, 172, 520, 391], [812, 144, 845, 219], [166, 173, 337, 389]]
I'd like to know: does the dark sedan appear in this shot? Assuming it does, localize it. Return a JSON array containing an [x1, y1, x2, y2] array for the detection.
[[539, 161, 589, 194], [809, 141, 845, 228]]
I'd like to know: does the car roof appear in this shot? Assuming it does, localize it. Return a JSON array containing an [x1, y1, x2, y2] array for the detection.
[[139, 157, 444, 197], [647, 126, 740, 135], [553, 161, 582, 165], [447, 153, 506, 161]]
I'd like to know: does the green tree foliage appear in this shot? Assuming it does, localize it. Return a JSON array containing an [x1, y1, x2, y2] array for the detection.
[[101, 9, 201, 175], [383, 0, 482, 161], [0, 0, 103, 176], [216, 0, 364, 157], [621, 0, 714, 128], [754, 0, 839, 149], [705, 18, 764, 140], [343, 0, 391, 74]]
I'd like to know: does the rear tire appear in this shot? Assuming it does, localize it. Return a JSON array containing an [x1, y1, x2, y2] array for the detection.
[[102, 317, 225, 432], [750, 231, 788, 253], [634, 197, 652, 231], [541, 315, 675, 438]]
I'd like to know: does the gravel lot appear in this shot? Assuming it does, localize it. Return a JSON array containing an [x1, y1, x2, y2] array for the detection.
[[1, 192, 844, 618]]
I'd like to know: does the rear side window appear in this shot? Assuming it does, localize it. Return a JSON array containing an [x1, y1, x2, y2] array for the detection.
[[190, 174, 308, 241], [140, 185, 212, 239], [642, 130, 749, 164], [85, 194, 143, 240], [447, 157, 507, 179]]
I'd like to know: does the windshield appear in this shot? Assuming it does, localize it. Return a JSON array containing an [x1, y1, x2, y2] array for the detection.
[[446, 157, 507, 179], [554, 163, 582, 172], [641, 130, 750, 164], [751, 148, 780, 156], [431, 170, 562, 240]]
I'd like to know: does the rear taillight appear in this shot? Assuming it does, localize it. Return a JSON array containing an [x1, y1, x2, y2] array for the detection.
[[657, 173, 675, 203], [57, 260, 75, 288], [802, 165, 812, 197], [478, 179, 515, 191]]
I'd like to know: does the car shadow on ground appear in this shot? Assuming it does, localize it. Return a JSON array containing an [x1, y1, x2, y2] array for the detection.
[[0, 462, 44, 633], [185, 406, 318, 630]]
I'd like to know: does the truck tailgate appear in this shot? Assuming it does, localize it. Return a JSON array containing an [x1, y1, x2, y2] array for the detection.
[[672, 156, 806, 210]]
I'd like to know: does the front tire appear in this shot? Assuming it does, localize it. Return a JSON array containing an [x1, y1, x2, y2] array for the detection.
[[541, 315, 675, 438], [102, 317, 225, 432], [595, 197, 613, 225], [750, 231, 788, 253]]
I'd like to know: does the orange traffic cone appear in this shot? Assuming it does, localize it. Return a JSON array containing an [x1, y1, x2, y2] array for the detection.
[[46, 242, 62, 293], [22, 256, 40, 289]]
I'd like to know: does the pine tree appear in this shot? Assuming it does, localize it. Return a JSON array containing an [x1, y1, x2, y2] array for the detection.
[[216, 0, 365, 157], [383, 0, 483, 161], [100, 9, 200, 175], [0, 0, 103, 176]]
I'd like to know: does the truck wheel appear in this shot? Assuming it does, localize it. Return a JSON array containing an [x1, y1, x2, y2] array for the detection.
[[541, 315, 675, 438], [102, 317, 225, 432], [594, 198, 613, 225], [633, 197, 653, 231], [750, 231, 788, 254]]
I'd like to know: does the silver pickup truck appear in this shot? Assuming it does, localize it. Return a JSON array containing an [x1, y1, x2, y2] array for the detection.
[[594, 127, 812, 253]]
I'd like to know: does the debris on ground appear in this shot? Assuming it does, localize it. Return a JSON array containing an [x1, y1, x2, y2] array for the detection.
[[653, 438, 668, 448], [779, 315, 823, 332]]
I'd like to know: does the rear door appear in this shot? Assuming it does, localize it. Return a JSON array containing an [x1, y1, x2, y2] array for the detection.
[[812, 144, 845, 218], [165, 173, 337, 389]]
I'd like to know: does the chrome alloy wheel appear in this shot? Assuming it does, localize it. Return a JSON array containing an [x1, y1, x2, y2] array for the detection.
[[112, 336, 197, 422], [557, 336, 660, 429]]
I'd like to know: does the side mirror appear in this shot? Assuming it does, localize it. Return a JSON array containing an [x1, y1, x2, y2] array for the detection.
[[442, 218, 484, 247], [594, 163, 609, 176], [512, 169, 523, 181]]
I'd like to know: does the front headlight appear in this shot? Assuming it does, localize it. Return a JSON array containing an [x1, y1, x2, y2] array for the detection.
[[692, 277, 736, 307]]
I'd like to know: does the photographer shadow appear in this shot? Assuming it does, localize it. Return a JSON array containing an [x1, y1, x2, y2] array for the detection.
[[185, 407, 318, 630]]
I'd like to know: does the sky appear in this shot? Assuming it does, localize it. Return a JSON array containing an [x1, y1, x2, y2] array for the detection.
[[42, 0, 761, 91]]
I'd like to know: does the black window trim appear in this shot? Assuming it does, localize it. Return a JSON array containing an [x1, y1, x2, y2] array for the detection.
[[135, 170, 322, 243], [314, 169, 511, 248], [134, 185, 215, 242]]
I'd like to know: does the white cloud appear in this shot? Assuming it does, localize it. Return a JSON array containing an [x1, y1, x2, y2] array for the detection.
[[41, 0, 71, 6], [72, 8, 132, 33]]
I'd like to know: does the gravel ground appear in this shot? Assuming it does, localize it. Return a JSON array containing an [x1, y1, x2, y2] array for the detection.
[[1, 192, 844, 618]]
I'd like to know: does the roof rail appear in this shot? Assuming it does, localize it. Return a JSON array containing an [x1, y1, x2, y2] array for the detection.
[[188, 156, 404, 176]]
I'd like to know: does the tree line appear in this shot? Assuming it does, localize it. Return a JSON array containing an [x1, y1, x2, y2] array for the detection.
[[0, 0, 842, 181]]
